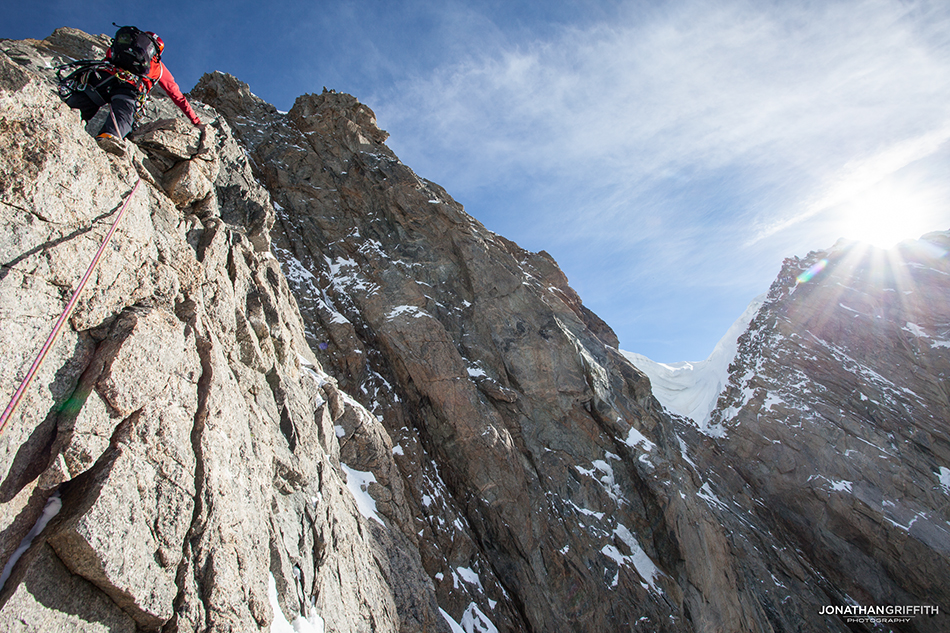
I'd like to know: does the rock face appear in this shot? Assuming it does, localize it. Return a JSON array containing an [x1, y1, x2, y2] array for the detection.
[[0, 29, 441, 633], [695, 237, 950, 631], [0, 27, 947, 633]]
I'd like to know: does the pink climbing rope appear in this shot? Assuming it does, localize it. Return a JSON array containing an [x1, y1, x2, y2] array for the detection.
[[0, 177, 142, 436]]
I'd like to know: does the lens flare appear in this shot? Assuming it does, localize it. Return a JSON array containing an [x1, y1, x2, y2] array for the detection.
[[796, 259, 828, 284]]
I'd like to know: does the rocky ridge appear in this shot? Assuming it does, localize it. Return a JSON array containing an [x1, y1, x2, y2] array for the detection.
[[694, 236, 950, 629], [0, 27, 947, 633]]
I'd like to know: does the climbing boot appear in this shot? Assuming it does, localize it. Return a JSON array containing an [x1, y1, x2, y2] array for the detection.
[[96, 133, 126, 157]]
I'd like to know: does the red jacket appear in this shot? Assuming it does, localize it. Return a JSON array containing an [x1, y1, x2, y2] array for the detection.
[[105, 49, 202, 126]]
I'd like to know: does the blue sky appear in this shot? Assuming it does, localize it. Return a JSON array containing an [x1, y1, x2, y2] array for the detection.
[[5, 0, 950, 362]]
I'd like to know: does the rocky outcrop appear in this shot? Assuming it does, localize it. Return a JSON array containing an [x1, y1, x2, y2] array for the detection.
[[1, 27, 947, 633], [0, 29, 441, 632]]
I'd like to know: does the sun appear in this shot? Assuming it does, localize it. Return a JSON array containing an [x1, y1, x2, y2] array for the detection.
[[836, 179, 944, 250]]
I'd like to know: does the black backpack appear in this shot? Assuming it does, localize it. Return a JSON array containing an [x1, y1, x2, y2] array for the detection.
[[110, 25, 160, 76]]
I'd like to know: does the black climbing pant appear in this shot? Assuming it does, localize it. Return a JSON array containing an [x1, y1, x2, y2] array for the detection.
[[64, 70, 139, 139]]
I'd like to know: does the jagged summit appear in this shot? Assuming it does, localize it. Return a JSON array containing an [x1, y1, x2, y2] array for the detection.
[[0, 28, 947, 632]]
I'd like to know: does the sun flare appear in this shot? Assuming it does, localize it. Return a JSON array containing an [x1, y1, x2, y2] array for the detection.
[[837, 180, 943, 250]]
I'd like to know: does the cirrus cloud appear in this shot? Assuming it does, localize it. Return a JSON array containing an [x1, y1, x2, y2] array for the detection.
[[372, 0, 950, 360]]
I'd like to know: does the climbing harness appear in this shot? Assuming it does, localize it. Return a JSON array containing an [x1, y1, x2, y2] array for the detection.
[[56, 60, 154, 125], [57, 60, 151, 98], [57, 61, 113, 105], [0, 178, 143, 437]]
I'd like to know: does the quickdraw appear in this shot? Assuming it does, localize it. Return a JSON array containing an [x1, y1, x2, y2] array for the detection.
[[134, 90, 151, 125], [56, 60, 113, 104]]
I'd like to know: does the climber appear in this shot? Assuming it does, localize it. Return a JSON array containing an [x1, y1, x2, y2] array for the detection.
[[61, 25, 202, 157]]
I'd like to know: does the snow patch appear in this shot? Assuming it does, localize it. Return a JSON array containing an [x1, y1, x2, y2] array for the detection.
[[456, 566, 484, 592], [461, 603, 499, 633], [574, 459, 625, 504], [615, 524, 662, 594], [762, 392, 784, 411], [939, 467, 950, 494], [440, 608, 466, 633], [592, 460, 624, 502], [697, 482, 728, 510], [567, 499, 605, 521], [276, 249, 317, 287], [808, 474, 856, 495], [676, 435, 698, 469], [442, 605, 498, 633], [386, 305, 429, 321], [324, 255, 376, 293], [601, 524, 663, 594], [268, 573, 325, 633], [0, 492, 62, 591], [830, 480, 853, 493], [904, 322, 950, 348], [623, 424, 656, 452], [601, 545, 625, 587], [467, 364, 488, 378], [340, 464, 385, 526]]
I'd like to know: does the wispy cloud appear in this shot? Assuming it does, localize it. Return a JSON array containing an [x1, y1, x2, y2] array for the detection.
[[367, 0, 950, 359], [379, 0, 950, 238], [749, 123, 950, 245]]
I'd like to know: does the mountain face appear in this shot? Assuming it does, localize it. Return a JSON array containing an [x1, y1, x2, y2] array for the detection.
[[698, 238, 950, 621], [0, 28, 946, 633]]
